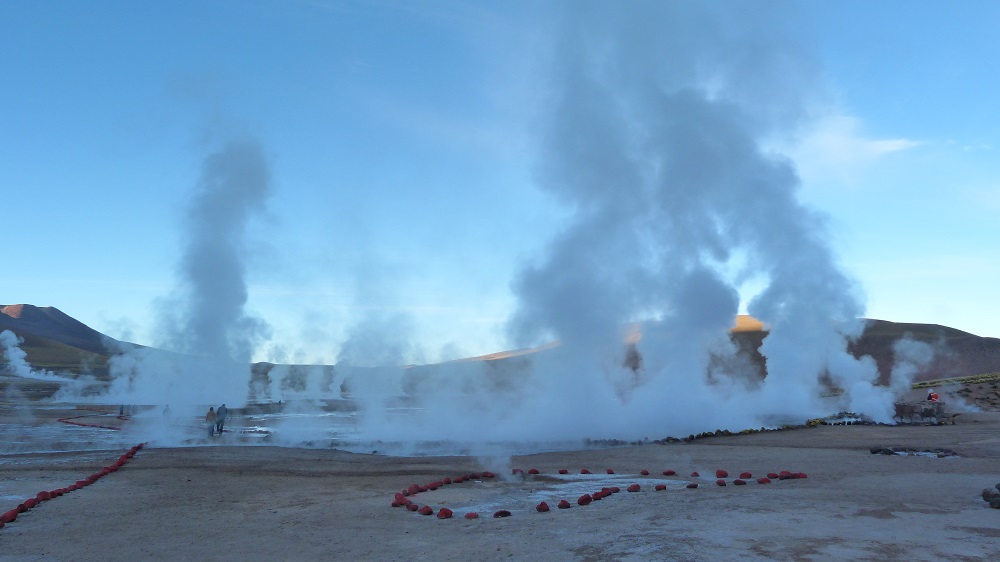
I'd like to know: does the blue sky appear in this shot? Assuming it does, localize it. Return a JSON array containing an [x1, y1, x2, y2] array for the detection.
[[2, 0, 998, 364]]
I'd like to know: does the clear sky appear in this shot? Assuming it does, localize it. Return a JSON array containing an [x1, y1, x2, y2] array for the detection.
[[3, 0, 998, 365]]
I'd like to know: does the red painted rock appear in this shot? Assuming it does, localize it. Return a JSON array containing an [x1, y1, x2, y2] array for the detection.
[[37, 491, 51, 501], [482, 472, 496, 478], [627, 484, 641, 492], [606, 469, 615, 474], [536, 501, 550, 512], [767, 473, 779, 479], [716, 470, 729, 478], [464, 512, 479, 519], [740, 472, 752, 479], [610, 486, 620, 493], [493, 510, 512, 518], [558, 500, 571, 509], [528, 468, 540, 475], [442, 478, 452, 484], [24, 498, 38, 509], [0, 510, 17, 524], [406, 503, 419, 512], [655, 484, 667, 491], [797, 473, 808, 479], [640, 469, 650, 475], [16, 504, 27, 513], [581, 469, 591, 474], [663, 470, 676, 476], [418, 506, 434, 515], [734, 479, 747, 486], [408, 484, 420, 494], [418, 486, 429, 492], [391, 500, 403, 507], [559, 469, 569, 474], [690, 472, 700, 477], [757, 477, 771, 484], [437, 508, 453, 519], [686, 483, 698, 489], [427, 482, 441, 490], [578, 494, 593, 506], [716, 479, 726, 486]]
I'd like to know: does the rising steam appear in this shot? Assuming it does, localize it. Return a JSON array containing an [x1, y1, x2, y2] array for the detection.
[[102, 138, 273, 410], [336, 1, 902, 452]]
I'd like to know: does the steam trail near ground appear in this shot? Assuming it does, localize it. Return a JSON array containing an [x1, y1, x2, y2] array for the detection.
[[1, 330, 68, 383]]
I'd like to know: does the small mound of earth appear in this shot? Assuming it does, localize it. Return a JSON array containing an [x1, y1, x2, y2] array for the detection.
[[869, 446, 959, 458]]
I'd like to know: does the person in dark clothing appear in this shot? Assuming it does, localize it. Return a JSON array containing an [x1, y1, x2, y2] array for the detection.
[[216, 404, 228, 435]]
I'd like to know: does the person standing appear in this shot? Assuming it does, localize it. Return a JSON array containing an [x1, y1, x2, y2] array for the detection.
[[216, 404, 228, 435], [206, 407, 217, 437]]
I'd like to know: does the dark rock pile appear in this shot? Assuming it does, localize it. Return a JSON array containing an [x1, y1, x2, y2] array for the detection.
[[983, 484, 1000, 509], [869, 446, 959, 458]]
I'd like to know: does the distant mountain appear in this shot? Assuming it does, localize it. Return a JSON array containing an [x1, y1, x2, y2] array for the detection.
[[1, 304, 122, 355], [849, 319, 1000, 384], [0, 304, 131, 377], [3, 304, 999, 385]]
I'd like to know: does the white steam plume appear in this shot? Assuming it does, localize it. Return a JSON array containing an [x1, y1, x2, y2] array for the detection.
[[1, 329, 72, 383], [102, 138, 273, 410], [338, 0, 892, 453]]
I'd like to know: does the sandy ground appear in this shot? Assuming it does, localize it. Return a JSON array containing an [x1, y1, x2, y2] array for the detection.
[[2, 403, 999, 562]]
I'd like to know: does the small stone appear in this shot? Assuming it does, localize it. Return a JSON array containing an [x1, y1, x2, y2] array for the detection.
[[536, 501, 549, 512], [686, 482, 698, 489], [734, 479, 747, 486], [558, 469, 569, 474], [464, 512, 479, 519], [581, 469, 591, 474], [716, 479, 726, 486], [437, 508, 453, 519], [655, 484, 666, 491], [418, 506, 434, 515], [578, 494, 593, 506], [557, 500, 571, 509], [493, 510, 512, 518], [982, 488, 1000, 502], [716, 470, 729, 478], [739, 472, 752, 479], [690, 471, 700, 477], [663, 470, 676, 476], [627, 484, 641, 492], [640, 469, 650, 475], [528, 468, 539, 475]]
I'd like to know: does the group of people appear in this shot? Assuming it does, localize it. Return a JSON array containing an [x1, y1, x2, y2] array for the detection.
[[205, 404, 228, 437]]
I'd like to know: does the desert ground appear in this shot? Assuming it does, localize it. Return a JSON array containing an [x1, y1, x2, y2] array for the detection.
[[2, 398, 999, 562]]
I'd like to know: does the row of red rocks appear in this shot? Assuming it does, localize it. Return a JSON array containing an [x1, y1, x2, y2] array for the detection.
[[390, 467, 808, 520], [0, 443, 145, 530]]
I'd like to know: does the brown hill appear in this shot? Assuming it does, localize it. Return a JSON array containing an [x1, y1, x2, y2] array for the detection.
[[0, 304, 120, 377], [1, 304, 120, 355]]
